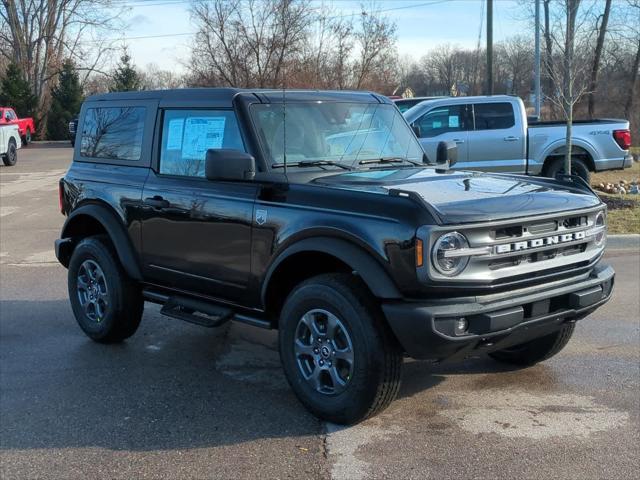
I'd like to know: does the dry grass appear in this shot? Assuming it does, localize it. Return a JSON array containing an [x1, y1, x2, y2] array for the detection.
[[590, 160, 639, 234], [598, 192, 640, 234], [607, 207, 640, 234], [591, 160, 639, 186]]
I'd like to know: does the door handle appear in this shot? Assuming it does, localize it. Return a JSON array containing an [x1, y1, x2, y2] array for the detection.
[[144, 196, 170, 209], [503, 136, 519, 142], [452, 138, 465, 144]]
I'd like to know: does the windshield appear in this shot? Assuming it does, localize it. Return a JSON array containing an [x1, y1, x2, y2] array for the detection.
[[251, 102, 424, 168]]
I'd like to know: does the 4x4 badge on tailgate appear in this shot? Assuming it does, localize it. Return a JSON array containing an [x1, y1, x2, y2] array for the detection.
[[255, 209, 268, 225]]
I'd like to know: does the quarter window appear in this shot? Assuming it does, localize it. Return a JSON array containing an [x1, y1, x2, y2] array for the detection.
[[414, 105, 466, 138], [473, 103, 515, 130], [159, 110, 245, 177], [81, 107, 145, 161]]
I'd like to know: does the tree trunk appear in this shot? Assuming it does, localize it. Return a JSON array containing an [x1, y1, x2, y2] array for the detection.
[[564, 0, 580, 175], [543, 0, 555, 116], [624, 39, 640, 119], [587, 0, 611, 118]]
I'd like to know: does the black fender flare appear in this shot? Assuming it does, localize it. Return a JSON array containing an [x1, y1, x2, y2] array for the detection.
[[261, 237, 402, 305], [59, 203, 142, 280]]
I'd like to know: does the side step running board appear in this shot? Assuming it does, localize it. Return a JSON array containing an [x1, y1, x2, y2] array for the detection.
[[143, 289, 272, 330], [160, 296, 233, 328]]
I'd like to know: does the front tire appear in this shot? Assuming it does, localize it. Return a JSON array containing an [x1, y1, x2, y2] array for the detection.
[[489, 322, 575, 366], [68, 236, 143, 343], [22, 128, 31, 146], [279, 273, 402, 424], [2, 139, 17, 166]]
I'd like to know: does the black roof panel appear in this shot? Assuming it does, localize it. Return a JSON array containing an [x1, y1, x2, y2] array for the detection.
[[86, 88, 388, 106]]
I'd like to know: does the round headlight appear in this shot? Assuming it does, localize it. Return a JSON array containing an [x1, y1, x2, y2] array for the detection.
[[594, 211, 606, 246], [431, 232, 470, 276]]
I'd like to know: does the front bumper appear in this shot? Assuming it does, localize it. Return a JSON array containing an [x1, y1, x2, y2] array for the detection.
[[382, 263, 614, 361]]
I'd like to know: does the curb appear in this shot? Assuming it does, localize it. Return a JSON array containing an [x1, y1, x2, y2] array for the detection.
[[607, 234, 640, 251]]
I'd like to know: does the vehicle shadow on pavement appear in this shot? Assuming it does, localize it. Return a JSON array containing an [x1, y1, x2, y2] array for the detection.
[[398, 356, 558, 400], [0, 299, 322, 453]]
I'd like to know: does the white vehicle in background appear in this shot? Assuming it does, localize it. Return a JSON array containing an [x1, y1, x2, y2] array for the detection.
[[1, 123, 21, 166], [403, 95, 632, 183]]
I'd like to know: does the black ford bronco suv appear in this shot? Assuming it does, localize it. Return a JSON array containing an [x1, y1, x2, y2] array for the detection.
[[55, 89, 614, 424]]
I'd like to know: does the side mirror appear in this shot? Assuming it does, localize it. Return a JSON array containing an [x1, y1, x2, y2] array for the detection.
[[411, 124, 422, 138], [436, 141, 458, 168], [205, 149, 256, 181]]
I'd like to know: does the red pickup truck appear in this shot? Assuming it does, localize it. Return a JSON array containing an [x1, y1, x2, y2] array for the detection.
[[0, 107, 35, 145]]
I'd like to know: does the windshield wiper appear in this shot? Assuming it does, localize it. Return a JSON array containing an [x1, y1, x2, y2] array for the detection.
[[358, 157, 422, 167], [272, 160, 353, 170]]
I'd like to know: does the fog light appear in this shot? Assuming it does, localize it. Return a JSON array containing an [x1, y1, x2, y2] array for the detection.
[[454, 317, 468, 336]]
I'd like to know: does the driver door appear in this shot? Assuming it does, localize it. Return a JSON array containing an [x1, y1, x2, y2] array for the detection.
[[412, 104, 469, 165]]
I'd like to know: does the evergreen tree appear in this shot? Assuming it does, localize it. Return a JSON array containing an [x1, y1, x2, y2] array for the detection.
[[110, 50, 142, 92], [0, 63, 37, 118], [47, 59, 84, 140]]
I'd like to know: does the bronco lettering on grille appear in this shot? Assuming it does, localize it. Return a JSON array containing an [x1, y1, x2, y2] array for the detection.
[[495, 230, 587, 254]]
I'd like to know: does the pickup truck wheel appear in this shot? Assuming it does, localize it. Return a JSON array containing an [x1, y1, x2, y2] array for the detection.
[[279, 273, 402, 424], [68, 236, 143, 343], [2, 139, 17, 166], [489, 322, 575, 366], [544, 157, 590, 184], [23, 128, 31, 145]]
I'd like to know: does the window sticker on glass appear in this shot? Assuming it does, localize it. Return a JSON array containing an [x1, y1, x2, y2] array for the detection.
[[449, 116, 460, 128], [166, 118, 184, 150], [182, 117, 226, 159]]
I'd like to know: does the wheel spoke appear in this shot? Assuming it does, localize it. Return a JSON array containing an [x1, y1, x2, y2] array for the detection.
[[325, 312, 339, 339], [328, 366, 347, 389], [301, 312, 323, 339], [334, 347, 354, 364], [308, 366, 322, 390], [294, 339, 315, 358], [77, 275, 89, 291]]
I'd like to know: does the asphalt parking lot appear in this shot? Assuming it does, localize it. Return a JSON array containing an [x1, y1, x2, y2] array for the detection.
[[1, 144, 639, 479]]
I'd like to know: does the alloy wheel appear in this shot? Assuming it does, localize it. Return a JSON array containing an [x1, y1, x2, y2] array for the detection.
[[76, 259, 109, 322], [294, 308, 354, 395]]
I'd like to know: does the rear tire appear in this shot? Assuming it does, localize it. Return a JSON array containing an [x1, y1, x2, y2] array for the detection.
[[2, 139, 17, 166], [279, 273, 402, 424], [544, 157, 591, 184], [68, 235, 143, 343], [489, 322, 575, 366]]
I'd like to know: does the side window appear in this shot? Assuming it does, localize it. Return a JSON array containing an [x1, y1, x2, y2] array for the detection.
[[473, 103, 515, 130], [81, 107, 145, 161], [159, 110, 245, 178], [414, 105, 465, 138], [7, 110, 17, 120]]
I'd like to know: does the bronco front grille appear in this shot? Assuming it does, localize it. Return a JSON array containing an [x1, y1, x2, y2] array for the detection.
[[419, 206, 606, 284]]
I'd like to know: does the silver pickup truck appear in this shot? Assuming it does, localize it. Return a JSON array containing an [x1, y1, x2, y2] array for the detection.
[[403, 95, 633, 182]]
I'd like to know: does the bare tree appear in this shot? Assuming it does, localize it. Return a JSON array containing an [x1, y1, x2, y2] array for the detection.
[[189, 0, 311, 88], [0, 0, 123, 136], [140, 64, 185, 91], [587, 0, 612, 117], [353, 7, 397, 90]]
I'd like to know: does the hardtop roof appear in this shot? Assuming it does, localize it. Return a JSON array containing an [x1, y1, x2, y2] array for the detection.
[[85, 88, 389, 106]]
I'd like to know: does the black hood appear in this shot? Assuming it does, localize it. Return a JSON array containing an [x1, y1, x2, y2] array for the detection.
[[313, 168, 601, 224]]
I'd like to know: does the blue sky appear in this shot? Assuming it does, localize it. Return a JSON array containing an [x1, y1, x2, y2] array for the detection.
[[114, 0, 531, 72]]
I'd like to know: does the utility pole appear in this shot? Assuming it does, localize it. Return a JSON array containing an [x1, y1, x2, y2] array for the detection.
[[486, 0, 494, 95], [534, 0, 541, 118]]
